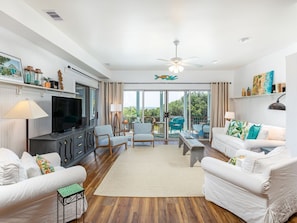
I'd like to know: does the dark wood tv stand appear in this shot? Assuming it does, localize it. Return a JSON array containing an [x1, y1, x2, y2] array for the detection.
[[29, 126, 94, 167]]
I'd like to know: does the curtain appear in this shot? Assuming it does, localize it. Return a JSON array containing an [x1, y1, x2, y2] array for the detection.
[[210, 82, 230, 138], [99, 82, 124, 127]]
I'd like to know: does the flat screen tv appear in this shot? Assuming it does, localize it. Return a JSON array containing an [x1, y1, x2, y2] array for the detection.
[[52, 96, 82, 133]]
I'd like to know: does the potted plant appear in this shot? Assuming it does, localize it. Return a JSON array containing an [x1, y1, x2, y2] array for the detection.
[[43, 77, 51, 88]]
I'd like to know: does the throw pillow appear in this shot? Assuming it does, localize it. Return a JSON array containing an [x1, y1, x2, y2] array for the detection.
[[246, 124, 261, 139], [21, 152, 42, 178], [226, 120, 249, 140], [0, 148, 27, 185], [36, 155, 55, 174]]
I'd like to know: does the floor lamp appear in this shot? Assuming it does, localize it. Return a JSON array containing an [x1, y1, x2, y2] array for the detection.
[[4, 99, 48, 152], [110, 104, 122, 135]]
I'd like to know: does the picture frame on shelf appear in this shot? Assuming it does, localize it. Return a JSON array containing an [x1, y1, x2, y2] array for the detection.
[[0, 52, 24, 83]]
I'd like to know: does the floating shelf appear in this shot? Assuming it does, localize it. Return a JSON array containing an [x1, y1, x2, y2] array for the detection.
[[231, 92, 284, 100], [0, 79, 75, 95]]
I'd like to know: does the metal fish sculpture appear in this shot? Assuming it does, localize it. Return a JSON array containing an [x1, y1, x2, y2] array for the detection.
[[154, 75, 178, 80]]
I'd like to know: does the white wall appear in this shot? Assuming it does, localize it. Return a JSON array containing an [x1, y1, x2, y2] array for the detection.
[[0, 27, 99, 156], [231, 43, 297, 127], [286, 52, 297, 156]]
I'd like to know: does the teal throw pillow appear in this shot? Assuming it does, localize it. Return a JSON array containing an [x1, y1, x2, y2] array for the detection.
[[226, 120, 249, 140], [246, 124, 261, 139]]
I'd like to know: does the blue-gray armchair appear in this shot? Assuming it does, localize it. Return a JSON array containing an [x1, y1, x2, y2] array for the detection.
[[132, 123, 154, 147], [94, 125, 129, 155]]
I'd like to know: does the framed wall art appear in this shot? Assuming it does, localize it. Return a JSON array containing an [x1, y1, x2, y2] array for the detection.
[[252, 70, 274, 95], [0, 52, 24, 83]]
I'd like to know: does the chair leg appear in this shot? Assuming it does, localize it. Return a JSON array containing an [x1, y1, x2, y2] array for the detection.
[[109, 146, 113, 155], [125, 143, 127, 150]]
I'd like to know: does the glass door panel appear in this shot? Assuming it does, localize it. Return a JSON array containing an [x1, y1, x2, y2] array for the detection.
[[168, 91, 186, 139], [143, 91, 165, 140]]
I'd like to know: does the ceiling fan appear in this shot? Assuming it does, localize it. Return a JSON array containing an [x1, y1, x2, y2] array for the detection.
[[158, 40, 200, 73]]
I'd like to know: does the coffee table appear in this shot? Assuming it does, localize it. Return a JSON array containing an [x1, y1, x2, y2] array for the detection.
[[179, 132, 205, 167]]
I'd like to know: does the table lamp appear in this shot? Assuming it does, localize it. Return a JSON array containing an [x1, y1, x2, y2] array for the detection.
[[224, 112, 235, 121], [4, 99, 48, 152]]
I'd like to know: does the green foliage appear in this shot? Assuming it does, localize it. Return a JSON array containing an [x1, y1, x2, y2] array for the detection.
[[123, 91, 209, 123]]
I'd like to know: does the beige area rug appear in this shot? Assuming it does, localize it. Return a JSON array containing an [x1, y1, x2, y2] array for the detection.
[[94, 145, 205, 197]]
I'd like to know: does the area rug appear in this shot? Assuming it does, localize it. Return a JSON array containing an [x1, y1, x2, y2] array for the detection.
[[94, 145, 205, 197]]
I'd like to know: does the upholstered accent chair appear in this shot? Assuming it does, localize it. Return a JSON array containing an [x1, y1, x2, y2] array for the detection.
[[94, 125, 129, 155], [132, 123, 154, 147]]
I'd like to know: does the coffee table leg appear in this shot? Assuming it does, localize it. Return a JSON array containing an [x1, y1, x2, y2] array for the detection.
[[190, 148, 204, 167], [178, 137, 183, 148], [183, 144, 189, 155]]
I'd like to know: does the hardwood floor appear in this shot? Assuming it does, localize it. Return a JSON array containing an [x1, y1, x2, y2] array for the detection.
[[75, 140, 297, 223]]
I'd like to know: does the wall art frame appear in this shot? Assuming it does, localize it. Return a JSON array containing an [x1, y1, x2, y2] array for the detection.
[[0, 52, 24, 83]]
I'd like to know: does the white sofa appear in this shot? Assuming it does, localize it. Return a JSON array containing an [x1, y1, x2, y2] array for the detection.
[[0, 148, 87, 223], [201, 147, 297, 223], [211, 121, 286, 157]]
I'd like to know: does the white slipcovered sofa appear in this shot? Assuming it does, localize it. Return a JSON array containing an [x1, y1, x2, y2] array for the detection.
[[211, 120, 286, 157], [201, 146, 297, 223], [0, 148, 87, 223]]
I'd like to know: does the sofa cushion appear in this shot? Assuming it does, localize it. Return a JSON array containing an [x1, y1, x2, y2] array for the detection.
[[246, 124, 261, 139], [21, 152, 42, 178], [0, 148, 27, 185], [226, 120, 249, 140], [36, 155, 55, 174]]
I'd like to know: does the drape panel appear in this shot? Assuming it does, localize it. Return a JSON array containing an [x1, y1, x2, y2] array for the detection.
[[99, 82, 124, 126], [210, 82, 230, 138]]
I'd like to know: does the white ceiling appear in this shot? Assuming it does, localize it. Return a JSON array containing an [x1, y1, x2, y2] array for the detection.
[[13, 0, 297, 73]]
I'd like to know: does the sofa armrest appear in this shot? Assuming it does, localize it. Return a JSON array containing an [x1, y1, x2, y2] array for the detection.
[[212, 127, 225, 135], [201, 157, 270, 194], [0, 165, 87, 209]]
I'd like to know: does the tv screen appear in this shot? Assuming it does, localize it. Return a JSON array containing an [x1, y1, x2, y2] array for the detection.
[[52, 96, 82, 133]]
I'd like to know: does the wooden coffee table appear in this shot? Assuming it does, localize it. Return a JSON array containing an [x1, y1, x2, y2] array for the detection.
[[179, 132, 205, 167]]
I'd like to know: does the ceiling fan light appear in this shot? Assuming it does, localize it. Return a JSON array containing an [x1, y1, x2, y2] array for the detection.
[[169, 64, 184, 73]]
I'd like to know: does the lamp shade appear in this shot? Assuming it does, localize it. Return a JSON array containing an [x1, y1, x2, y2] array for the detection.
[[224, 112, 235, 120], [169, 64, 184, 73], [110, 104, 122, 112], [4, 99, 48, 119]]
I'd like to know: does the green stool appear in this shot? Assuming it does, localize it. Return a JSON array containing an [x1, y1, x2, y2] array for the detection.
[[57, 183, 85, 223]]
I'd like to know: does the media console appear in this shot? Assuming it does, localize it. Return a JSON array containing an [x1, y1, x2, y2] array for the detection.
[[30, 126, 94, 167]]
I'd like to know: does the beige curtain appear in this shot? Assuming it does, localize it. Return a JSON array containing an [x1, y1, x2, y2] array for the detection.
[[210, 82, 230, 136], [99, 82, 124, 127]]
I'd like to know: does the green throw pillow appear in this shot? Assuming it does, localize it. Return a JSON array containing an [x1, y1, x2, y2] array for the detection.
[[246, 124, 261, 139], [226, 120, 249, 140]]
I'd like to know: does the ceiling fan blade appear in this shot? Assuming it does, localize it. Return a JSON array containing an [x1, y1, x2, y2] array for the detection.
[[182, 57, 199, 62], [183, 62, 203, 68], [157, 58, 171, 62]]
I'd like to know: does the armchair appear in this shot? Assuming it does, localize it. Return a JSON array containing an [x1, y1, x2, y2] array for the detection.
[[132, 123, 154, 147], [169, 116, 184, 132], [94, 125, 129, 155], [201, 147, 297, 223]]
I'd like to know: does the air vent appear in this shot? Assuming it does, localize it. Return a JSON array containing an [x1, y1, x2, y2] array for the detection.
[[45, 10, 63, 21]]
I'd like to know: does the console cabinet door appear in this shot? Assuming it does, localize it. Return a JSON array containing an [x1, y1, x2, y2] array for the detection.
[[85, 127, 95, 152], [57, 136, 73, 166], [73, 131, 85, 159]]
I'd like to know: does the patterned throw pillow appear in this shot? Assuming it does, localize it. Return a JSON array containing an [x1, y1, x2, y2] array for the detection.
[[35, 155, 55, 174], [226, 120, 249, 140]]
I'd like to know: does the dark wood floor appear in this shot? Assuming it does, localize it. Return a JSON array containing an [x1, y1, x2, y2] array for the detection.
[[75, 140, 297, 223]]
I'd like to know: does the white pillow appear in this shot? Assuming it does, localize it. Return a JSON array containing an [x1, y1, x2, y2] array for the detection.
[[257, 128, 269, 139], [0, 148, 27, 185], [241, 152, 265, 173], [21, 152, 42, 178]]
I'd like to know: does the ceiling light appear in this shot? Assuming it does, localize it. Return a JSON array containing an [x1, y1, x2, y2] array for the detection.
[[169, 64, 184, 74]]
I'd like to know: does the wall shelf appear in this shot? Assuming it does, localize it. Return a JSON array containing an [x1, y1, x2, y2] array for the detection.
[[231, 92, 284, 100], [0, 79, 75, 95]]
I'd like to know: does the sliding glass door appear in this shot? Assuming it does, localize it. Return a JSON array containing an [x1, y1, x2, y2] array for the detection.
[[123, 89, 210, 141]]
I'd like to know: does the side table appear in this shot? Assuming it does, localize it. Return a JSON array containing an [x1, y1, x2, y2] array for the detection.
[[57, 183, 85, 223]]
